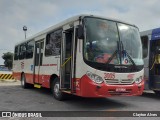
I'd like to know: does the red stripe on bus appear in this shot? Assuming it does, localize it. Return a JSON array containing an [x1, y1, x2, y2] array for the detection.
[[42, 64, 57, 66]]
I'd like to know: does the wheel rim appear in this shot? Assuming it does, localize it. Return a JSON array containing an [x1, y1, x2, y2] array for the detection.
[[54, 82, 60, 97]]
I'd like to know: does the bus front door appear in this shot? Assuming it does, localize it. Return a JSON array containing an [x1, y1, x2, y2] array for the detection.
[[34, 40, 44, 86], [60, 28, 74, 90]]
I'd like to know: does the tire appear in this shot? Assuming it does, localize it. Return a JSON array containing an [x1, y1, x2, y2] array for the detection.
[[154, 90, 160, 96], [51, 78, 66, 101], [21, 73, 30, 89]]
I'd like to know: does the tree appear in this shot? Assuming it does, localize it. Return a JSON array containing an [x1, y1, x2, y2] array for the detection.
[[2, 52, 13, 70]]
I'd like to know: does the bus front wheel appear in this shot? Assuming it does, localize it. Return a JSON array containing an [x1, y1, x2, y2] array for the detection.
[[154, 90, 160, 96], [52, 78, 65, 101]]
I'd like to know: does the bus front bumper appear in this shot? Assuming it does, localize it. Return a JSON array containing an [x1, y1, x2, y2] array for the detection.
[[75, 75, 144, 98]]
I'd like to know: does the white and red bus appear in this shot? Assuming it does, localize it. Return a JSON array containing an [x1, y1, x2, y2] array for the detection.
[[13, 14, 144, 100]]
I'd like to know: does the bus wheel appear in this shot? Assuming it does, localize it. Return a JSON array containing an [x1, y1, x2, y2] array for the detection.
[[52, 78, 65, 101], [21, 73, 30, 89], [154, 90, 160, 96]]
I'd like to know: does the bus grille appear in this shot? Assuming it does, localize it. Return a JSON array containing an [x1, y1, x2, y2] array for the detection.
[[105, 79, 134, 85]]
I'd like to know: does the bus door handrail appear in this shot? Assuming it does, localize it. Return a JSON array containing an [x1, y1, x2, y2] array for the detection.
[[61, 56, 72, 68]]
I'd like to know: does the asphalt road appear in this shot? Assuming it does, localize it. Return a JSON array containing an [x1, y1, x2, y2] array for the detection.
[[0, 80, 160, 120]]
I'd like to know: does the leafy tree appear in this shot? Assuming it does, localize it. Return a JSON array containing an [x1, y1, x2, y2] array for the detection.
[[2, 52, 13, 70]]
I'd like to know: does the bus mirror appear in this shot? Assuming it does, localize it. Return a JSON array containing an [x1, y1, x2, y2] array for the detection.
[[77, 25, 84, 39]]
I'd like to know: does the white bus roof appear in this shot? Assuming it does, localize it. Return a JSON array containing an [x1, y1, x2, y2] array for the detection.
[[15, 14, 137, 46], [140, 27, 160, 40], [140, 29, 153, 36]]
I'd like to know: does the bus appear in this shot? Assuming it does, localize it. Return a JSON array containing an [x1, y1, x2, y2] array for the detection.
[[141, 28, 160, 95], [13, 14, 144, 100]]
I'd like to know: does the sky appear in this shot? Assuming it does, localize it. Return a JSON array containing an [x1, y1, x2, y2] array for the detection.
[[0, 0, 160, 65]]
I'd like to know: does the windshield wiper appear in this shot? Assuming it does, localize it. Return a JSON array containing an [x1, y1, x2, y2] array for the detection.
[[120, 41, 137, 70], [106, 41, 138, 70], [106, 41, 120, 65]]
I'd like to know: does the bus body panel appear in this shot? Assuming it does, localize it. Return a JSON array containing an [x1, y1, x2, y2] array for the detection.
[[40, 56, 60, 88], [75, 75, 144, 97], [13, 58, 34, 84]]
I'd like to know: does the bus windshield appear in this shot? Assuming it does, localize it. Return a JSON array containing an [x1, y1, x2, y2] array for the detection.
[[84, 17, 143, 66]]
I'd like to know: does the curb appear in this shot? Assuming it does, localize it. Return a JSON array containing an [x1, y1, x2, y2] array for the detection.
[[143, 90, 154, 94], [0, 79, 17, 82]]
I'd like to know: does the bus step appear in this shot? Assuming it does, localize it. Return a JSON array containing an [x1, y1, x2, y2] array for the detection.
[[62, 90, 71, 94], [34, 84, 41, 88]]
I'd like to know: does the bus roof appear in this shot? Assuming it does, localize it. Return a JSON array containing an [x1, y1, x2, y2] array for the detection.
[[140, 29, 153, 36], [140, 27, 160, 40], [15, 14, 137, 46]]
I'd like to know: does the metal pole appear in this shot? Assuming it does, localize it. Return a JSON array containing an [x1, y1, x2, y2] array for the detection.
[[23, 26, 27, 39], [25, 31, 26, 39]]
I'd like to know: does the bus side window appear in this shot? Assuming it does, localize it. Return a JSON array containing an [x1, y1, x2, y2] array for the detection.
[[45, 29, 62, 56], [19, 43, 27, 60], [141, 36, 148, 58], [14, 46, 19, 60], [26, 40, 34, 59], [45, 34, 52, 56]]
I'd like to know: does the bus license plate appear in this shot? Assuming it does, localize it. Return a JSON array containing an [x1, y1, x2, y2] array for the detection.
[[116, 88, 126, 92]]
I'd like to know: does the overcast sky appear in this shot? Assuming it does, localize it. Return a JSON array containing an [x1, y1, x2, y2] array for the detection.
[[0, 0, 160, 65]]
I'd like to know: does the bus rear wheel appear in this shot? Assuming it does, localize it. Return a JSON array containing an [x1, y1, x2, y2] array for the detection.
[[154, 90, 160, 96], [52, 78, 65, 101], [21, 73, 30, 89]]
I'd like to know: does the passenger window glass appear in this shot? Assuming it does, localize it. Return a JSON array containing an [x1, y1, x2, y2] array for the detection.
[[45, 29, 62, 56], [19, 43, 27, 60], [26, 40, 34, 59]]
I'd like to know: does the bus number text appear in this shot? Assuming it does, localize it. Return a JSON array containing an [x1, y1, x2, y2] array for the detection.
[[104, 73, 115, 79]]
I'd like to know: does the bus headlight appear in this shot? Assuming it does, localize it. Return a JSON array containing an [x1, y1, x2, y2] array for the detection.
[[135, 76, 143, 84], [86, 72, 104, 84]]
